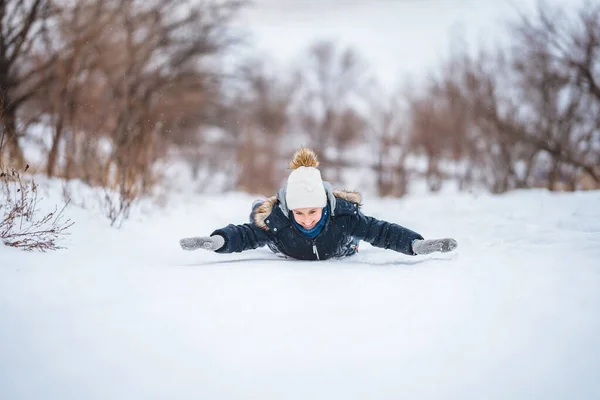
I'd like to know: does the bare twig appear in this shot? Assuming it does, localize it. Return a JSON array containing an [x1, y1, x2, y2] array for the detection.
[[1, 168, 74, 251]]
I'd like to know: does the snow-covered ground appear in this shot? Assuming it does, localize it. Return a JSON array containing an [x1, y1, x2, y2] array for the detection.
[[1, 178, 600, 400]]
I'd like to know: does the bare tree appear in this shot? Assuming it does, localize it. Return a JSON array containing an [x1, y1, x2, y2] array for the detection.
[[223, 59, 297, 194], [83, 1, 235, 191], [0, 0, 55, 168], [367, 89, 411, 197], [406, 70, 472, 192], [459, 51, 537, 192], [402, 0, 600, 194], [507, 1, 600, 189], [22, 0, 245, 199], [295, 41, 369, 185], [39, 1, 121, 178]]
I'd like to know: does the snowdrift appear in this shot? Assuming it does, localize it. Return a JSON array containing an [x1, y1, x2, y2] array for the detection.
[[1, 177, 599, 399]]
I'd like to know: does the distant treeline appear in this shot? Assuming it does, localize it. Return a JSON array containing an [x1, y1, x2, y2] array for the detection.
[[1, 0, 598, 200]]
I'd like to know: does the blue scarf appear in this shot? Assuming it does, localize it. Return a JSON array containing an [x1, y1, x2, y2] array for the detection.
[[292, 206, 329, 239]]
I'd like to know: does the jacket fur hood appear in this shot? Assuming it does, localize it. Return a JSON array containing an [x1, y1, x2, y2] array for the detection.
[[253, 182, 362, 231]]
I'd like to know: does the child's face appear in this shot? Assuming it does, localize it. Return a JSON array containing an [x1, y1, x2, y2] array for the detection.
[[292, 207, 323, 230]]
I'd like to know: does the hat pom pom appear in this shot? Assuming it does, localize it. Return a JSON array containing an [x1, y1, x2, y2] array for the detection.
[[289, 147, 320, 170]]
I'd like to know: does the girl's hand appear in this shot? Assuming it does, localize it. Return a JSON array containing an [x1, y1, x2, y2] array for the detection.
[[412, 238, 458, 255], [179, 235, 225, 251]]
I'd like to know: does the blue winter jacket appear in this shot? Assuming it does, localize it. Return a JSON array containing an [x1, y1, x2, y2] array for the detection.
[[211, 182, 424, 260]]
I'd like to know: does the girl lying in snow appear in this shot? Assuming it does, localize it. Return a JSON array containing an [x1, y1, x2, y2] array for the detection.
[[180, 148, 457, 260]]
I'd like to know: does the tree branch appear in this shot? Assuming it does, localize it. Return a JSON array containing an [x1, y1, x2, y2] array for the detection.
[[6, 0, 43, 66]]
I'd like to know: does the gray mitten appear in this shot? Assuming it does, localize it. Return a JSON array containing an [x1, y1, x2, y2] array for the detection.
[[412, 238, 458, 255], [179, 235, 225, 251]]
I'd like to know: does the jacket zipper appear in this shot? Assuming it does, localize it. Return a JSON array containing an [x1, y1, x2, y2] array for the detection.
[[312, 241, 320, 260], [290, 222, 322, 260]]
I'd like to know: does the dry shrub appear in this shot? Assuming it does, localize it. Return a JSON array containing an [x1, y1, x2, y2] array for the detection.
[[1, 166, 74, 251], [102, 182, 137, 229]]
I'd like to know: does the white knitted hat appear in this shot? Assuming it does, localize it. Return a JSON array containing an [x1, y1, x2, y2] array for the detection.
[[285, 148, 327, 210], [286, 166, 327, 210]]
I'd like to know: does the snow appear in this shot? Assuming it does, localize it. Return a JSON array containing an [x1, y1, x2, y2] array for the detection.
[[1, 177, 600, 399]]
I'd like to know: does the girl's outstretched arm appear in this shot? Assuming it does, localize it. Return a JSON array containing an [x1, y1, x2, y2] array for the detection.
[[349, 211, 457, 255], [211, 223, 272, 253], [179, 223, 272, 254], [349, 211, 424, 255]]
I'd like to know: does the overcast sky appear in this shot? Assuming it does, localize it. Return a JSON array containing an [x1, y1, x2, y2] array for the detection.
[[234, 0, 585, 85]]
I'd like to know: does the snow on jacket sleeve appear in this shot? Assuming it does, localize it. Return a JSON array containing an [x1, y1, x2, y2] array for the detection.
[[349, 210, 424, 255], [211, 223, 272, 253]]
